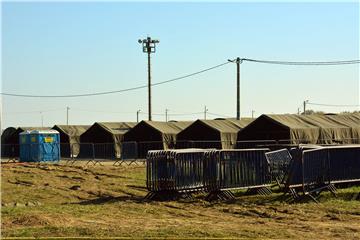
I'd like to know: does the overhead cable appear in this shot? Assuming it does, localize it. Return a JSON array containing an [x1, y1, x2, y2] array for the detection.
[[0, 61, 230, 98], [241, 58, 360, 65], [307, 102, 360, 107]]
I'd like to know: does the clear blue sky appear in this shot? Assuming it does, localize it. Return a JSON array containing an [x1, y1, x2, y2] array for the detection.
[[1, 2, 359, 128]]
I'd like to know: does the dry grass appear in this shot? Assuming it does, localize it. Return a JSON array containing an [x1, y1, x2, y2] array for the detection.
[[1, 161, 360, 239]]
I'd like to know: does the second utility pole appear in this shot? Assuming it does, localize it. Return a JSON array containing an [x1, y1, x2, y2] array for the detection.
[[228, 57, 242, 120], [236, 57, 241, 120], [66, 107, 70, 125]]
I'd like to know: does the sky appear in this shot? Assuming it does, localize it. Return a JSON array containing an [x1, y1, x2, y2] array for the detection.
[[1, 2, 359, 128]]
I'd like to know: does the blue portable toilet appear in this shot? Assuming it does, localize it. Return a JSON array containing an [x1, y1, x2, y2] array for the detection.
[[19, 130, 60, 162]]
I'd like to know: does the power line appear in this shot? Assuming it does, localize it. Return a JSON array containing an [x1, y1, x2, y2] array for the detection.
[[207, 112, 232, 118], [0, 61, 230, 98], [140, 111, 204, 116], [72, 108, 135, 114], [3, 108, 65, 115], [307, 102, 360, 107], [2, 57, 358, 98], [241, 58, 360, 65]]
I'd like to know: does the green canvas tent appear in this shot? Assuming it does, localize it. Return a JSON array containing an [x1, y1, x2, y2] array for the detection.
[[1, 127, 17, 157], [123, 120, 192, 158], [79, 122, 137, 159], [177, 119, 252, 149], [238, 114, 360, 145], [52, 125, 91, 157]]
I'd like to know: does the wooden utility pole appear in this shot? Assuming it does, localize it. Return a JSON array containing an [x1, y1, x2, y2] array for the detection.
[[66, 107, 70, 125], [303, 100, 308, 115], [136, 110, 141, 122], [228, 57, 242, 120], [138, 37, 159, 121], [236, 57, 241, 120]]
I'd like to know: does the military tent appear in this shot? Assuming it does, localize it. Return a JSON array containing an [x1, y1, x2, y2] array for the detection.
[[78, 122, 137, 159], [237, 114, 360, 145], [123, 121, 192, 158], [177, 119, 251, 149], [1, 127, 17, 157], [52, 125, 91, 157]]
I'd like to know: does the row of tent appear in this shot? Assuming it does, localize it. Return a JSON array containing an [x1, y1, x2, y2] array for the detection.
[[2, 113, 360, 158]]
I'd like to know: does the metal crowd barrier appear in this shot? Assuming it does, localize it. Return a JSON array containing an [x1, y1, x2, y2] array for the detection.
[[146, 149, 207, 193], [267, 145, 360, 200], [146, 148, 272, 200], [204, 149, 271, 192], [265, 149, 293, 186], [326, 146, 360, 184], [301, 145, 360, 189], [114, 141, 139, 165], [1, 144, 18, 162]]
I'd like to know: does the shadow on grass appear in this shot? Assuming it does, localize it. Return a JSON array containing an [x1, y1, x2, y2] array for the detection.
[[75, 194, 144, 205]]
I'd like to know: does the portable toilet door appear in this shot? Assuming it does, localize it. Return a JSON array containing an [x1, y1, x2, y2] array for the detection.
[[19, 131, 32, 161], [19, 130, 60, 162]]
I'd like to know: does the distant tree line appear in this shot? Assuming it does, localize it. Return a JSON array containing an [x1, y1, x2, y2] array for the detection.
[[300, 110, 360, 115]]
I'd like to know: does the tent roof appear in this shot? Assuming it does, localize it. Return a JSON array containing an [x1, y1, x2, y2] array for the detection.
[[260, 114, 360, 130], [195, 119, 243, 134], [226, 118, 254, 129], [141, 121, 193, 135], [53, 125, 91, 137], [17, 127, 51, 131], [95, 122, 137, 135], [261, 114, 320, 129]]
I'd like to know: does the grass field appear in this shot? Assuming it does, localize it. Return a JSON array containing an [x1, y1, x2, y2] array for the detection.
[[1, 161, 360, 239]]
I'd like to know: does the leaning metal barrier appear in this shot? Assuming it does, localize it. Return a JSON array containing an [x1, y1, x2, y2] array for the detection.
[[204, 149, 271, 191], [277, 145, 360, 200], [265, 149, 293, 186]]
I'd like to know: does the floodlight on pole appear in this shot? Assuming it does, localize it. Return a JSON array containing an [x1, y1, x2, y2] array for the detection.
[[138, 36, 160, 121]]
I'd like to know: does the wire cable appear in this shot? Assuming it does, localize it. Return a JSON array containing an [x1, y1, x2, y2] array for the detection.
[[140, 111, 204, 116], [241, 58, 360, 65], [307, 102, 360, 107], [0, 61, 230, 98], [4, 108, 65, 115], [207, 112, 232, 118]]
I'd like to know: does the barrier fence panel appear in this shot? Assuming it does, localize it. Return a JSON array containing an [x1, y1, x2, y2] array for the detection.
[[1, 144, 18, 160], [204, 149, 271, 191], [77, 143, 95, 159], [60, 143, 72, 158], [147, 150, 175, 192], [265, 149, 293, 186], [327, 146, 360, 184], [236, 140, 277, 149], [173, 150, 205, 191], [138, 141, 164, 159], [146, 149, 208, 192], [302, 148, 331, 193], [93, 143, 117, 159], [121, 141, 139, 160]]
